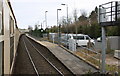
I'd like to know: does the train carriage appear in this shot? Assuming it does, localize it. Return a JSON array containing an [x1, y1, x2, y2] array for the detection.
[[0, 0, 20, 75]]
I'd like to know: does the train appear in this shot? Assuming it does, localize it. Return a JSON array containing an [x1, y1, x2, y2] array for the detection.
[[0, 0, 21, 75]]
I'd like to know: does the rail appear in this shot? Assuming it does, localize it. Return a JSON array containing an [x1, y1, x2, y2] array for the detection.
[[25, 36, 64, 76], [23, 38, 39, 76]]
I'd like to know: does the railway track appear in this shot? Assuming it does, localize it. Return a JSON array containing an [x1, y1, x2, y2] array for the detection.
[[22, 35, 74, 75]]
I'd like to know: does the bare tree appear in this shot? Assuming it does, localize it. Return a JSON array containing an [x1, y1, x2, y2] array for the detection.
[[28, 25, 33, 31], [73, 8, 78, 22], [60, 16, 67, 25], [80, 9, 87, 17], [73, 8, 78, 37], [78, 9, 87, 21], [34, 24, 38, 30]]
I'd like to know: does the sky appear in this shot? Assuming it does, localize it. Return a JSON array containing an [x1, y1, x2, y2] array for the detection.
[[10, 0, 117, 29]]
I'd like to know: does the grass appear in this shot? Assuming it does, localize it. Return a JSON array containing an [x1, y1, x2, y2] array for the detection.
[[38, 38, 119, 74], [75, 50, 119, 74], [106, 49, 114, 55], [106, 64, 119, 74], [75, 51, 100, 67]]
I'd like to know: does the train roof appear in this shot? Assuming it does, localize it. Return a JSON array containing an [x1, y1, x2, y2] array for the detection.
[[7, 0, 18, 28]]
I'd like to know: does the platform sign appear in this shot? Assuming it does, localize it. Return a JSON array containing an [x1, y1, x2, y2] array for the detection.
[[99, 1, 120, 26], [98, 1, 120, 74], [99, 8, 107, 23], [118, 2, 120, 19]]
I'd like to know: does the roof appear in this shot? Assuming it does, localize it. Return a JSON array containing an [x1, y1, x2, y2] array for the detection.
[[7, 0, 18, 28], [68, 34, 86, 36]]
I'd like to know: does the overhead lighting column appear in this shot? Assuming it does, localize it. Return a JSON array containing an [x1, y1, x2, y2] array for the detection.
[[57, 9, 61, 44]]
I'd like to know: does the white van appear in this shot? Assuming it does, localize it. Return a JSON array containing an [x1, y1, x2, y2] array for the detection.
[[67, 34, 95, 46]]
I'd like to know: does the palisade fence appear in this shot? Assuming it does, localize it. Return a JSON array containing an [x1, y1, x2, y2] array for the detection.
[[28, 29, 119, 74], [44, 33, 120, 74]]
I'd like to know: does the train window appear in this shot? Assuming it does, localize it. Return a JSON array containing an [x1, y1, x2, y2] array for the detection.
[[0, 41, 3, 75], [9, 16, 14, 35], [10, 36, 14, 68], [0, 14, 2, 35], [0, 0, 3, 35]]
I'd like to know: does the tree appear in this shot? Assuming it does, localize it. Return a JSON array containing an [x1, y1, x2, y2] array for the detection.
[[60, 16, 67, 25], [34, 24, 38, 31], [49, 7, 102, 38], [89, 7, 98, 23], [28, 25, 33, 31], [78, 10, 87, 21], [68, 17, 72, 24], [95, 6, 98, 14], [73, 8, 78, 22]]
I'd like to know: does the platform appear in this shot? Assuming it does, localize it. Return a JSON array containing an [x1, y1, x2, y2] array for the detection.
[[27, 35, 98, 74]]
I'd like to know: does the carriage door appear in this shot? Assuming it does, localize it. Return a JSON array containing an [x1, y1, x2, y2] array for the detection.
[[9, 16, 14, 68]]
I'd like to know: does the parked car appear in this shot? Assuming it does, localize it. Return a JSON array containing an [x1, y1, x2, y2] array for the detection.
[[97, 37, 102, 42], [97, 37, 108, 42]]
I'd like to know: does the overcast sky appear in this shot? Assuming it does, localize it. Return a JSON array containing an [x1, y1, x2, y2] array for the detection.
[[10, 0, 116, 29]]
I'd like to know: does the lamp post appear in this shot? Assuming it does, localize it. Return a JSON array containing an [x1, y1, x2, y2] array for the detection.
[[61, 4, 68, 25], [42, 20, 45, 29], [45, 11, 48, 29], [57, 9, 61, 44], [61, 4, 69, 46], [45, 11, 49, 39]]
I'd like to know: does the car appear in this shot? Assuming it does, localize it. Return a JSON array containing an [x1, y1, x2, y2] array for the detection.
[[97, 37, 102, 42], [97, 36, 109, 42]]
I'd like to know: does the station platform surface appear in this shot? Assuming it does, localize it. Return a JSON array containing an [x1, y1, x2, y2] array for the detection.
[[27, 35, 98, 74]]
